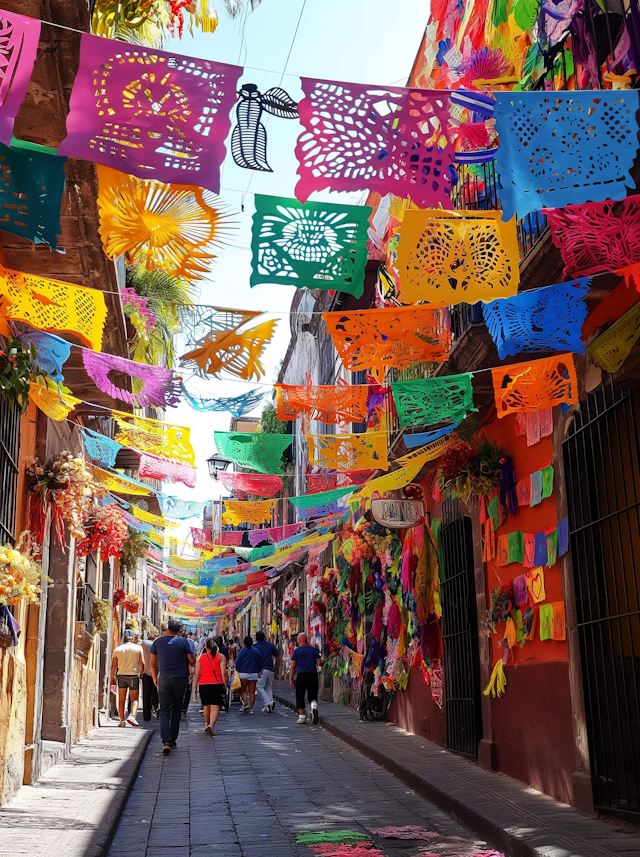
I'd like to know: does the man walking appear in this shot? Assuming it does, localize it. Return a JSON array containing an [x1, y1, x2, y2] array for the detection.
[[290, 632, 324, 725], [150, 619, 195, 754], [141, 630, 159, 721], [111, 630, 144, 727], [253, 630, 279, 713]]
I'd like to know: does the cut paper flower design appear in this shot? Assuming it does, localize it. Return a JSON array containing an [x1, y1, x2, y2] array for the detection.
[[112, 410, 195, 464], [250, 196, 371, 298], [97, 165, 227, 284], [217, 471, 283, 498], [547, 198, 640, 278], [222, 499, 276, 526], [82, 350, 181, 409], [492, 354, 578, 418], [181, 316, 277, 382], [214, 431, 293, 474], [323, 305, 451, 377], [231, 83, 299, 171], [276, 381, 368, 425], [0, 266, 107, 351], [396, 208, 519, 305], [58, 35, 242, 193], [587, 301, 640, 374], [307, 432, 388, 472], [483, 279, 589, 359], [295, 79, 455, 207], [391, 375, 475, 428], [0, 12, 41, 146], [493, 91, 640, 220]]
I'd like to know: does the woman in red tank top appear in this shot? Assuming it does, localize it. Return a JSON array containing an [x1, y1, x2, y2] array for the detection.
[[193, 639, 228, 736]]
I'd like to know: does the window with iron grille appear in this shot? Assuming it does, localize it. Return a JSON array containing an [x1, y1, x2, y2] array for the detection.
[[0, 395, 21, 545]]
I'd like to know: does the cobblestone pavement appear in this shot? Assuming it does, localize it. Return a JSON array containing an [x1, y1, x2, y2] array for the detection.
[[107, 699, 500, 857]]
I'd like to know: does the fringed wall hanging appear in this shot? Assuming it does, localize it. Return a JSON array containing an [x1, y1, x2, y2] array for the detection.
[[492, 354, 578, 418], [289, 486, 355, 509], [0, 266, 108, 351], [306, 432, 388, 472], [232, 83, 299, 171], [275, 380, 368, 425], [82, 427, 121, 468], [112, 411, 196, 464], [547, 198, 640, 278], [93, 465, 152, 495], [182, 386, 266, 417], [17, 330, 71, 384], [181, 316, 277, 381], [295, 79, 456, 207], [222, 499, 276, 525], [493, 91, 640, 220], [58, 36, 243, 193], [250, 196, 371, 298], [160, 496, 207, 519], [483, 279, 589, 359], [396, 208, 519, 305], [587, 301, 640, 374], [29, 380, 80, 422], [515, 408, 553, 446], [138, 451, 197, 487], [214, 431, 293, 474], [217, 471, 283, 497], [0, 140, 66, 248], [97, 165, 227, 283], [0, 12, 40, 146], [323, 304, 451, 377], [82, 350, 182, 409], [391, 375, 475, 428]]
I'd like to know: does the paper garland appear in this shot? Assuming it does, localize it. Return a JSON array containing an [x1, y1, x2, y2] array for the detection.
[[492, 354, 578, 418], [82, 427, 121, 468], [215, 431, 293, 475], [275, 382, 368, 425], [160, 496, 207, 519], [138, 451, 197, 488], [112, 411, 195, 465], [391, 375, 475, 428], [250, 195, 371, 298], [492, 519, 568, 568], [58, 35, 242, 194], [18, 330, 71, 385], [290, 486, 354, 510], [307, 432, 388, 472], [396, 208, 519, 305], [92, 465, 152, 495], [0, 12, 41, 147], [181, 316, 277, 382], [587, 301, 640, 374], [182, 386, 266, 417], [217, 471, 283, 498], [483, 280, 589, 359], [29, 380, 81, 422], [132, 505, 178, 529], [493, 91, 640, 220], [82, 350, 182, 409], [231, 83, 299, 172], [295, 79, 455, 207]]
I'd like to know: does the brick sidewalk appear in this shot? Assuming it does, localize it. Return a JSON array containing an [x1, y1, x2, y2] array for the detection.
[[0, 718, 153, 857], [273, 681, 640, 857]]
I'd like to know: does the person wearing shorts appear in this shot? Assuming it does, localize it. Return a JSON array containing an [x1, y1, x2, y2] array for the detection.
[[111, 630, 144, 727], [235, 636, 263, 714], [193, 637, 228, 735], [290, 632, 325, 725]]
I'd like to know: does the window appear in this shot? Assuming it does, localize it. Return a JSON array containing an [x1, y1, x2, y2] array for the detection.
[[0, 396, 20, 544]]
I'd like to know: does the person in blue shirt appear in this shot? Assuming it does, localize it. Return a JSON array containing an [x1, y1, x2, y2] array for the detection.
[[150, 619, 196, 754], [290, 632, 324, 725], [235, 636, 263, 714], [253, 630, 280, 713]]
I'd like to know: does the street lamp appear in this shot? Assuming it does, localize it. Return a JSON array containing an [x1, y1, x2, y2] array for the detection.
[[207, 454, 231, 479]]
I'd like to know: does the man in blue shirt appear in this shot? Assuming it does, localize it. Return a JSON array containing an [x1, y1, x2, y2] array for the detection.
[[253, 630, 280, 713], [290, 632, 324, 725], [150, 619, 195, 754]]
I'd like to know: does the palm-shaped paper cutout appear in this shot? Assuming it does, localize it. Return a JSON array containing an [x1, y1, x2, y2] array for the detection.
[[231, 83, 299, 172], [181, 314, 277, 381]]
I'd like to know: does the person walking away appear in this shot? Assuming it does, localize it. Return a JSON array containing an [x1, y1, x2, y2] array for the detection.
[[111, 630, 144, 727], [290, 632, 324, 725], [193, 638, 228, 735], [253, 630, 279, 713], [141, 631, 159, 721], [150, 619, 196, 754], [214, 635, 229, 661], [181, 630, 197, 721], [235, 636, 263, 714]]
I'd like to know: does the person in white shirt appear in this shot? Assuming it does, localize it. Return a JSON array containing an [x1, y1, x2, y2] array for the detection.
[[111, 630, 144, 727]]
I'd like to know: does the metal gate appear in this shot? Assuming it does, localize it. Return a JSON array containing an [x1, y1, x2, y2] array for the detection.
[[0, 394, 20, 544], [440, 499, 482, 757], [563, 379, 640, 819]]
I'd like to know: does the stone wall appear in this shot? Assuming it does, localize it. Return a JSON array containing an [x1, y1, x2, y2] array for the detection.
[[69, 658, 97, 745], [0, 645, 27, 805]]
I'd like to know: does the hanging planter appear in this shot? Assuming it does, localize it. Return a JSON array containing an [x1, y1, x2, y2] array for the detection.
[[123, 593, 142, 614]]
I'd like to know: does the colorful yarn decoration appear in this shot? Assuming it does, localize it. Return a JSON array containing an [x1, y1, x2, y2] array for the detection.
[[217, 471, 283, 498], [391, 375, 475, 428], [492, 354, 578, 418], [290, 486, 354, 509], [181, 317, 277, 382], [483, 280, 589, 359], [396, 208, 519, 305], [82, 350, 182, 409], [222, 499, 276, 526], [0, 266, 107, 351], [112, 411, 195, 465], [295, 79, 456, 208], [82, 428, 121, 468], [323, 304, 450, 377], [58, 35, 242, 194], [547, 198, 640, 278], [587, 301, 640, 374], [29, 380, 80, 422], [493, 91, 640, 220], [275, 381, 368, 425], [0, 11, 41, 146], [306, 432, 388, 472], [214, 431, 293, 474], [138, 451, 197, 488], [250, 195, 371, 298], [182, 386, 266, 417], [18, 330, 71, 384]]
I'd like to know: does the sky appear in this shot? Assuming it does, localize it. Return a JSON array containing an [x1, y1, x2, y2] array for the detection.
[[162, 0, 428, 539]]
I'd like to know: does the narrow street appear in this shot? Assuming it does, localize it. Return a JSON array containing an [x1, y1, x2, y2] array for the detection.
[[107, 701, 497, 857]]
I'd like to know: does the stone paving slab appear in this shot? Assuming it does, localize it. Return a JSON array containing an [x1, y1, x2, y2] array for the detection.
[[273, 681, 640, 857], [0, 719, 153, 857]]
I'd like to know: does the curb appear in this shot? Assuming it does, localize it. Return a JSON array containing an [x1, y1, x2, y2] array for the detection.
[[275, 692, 541, 857]]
